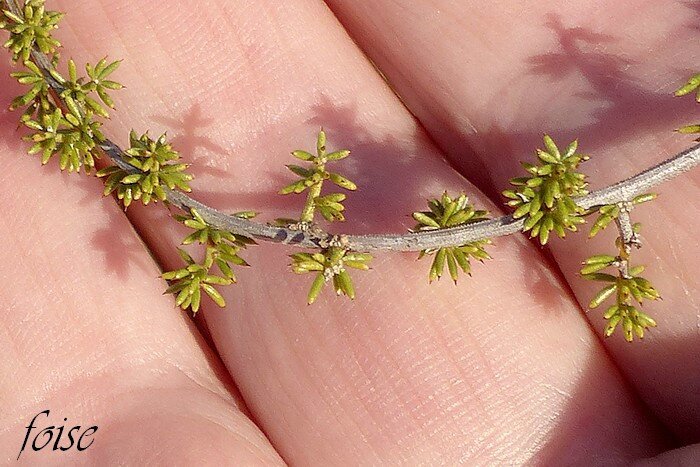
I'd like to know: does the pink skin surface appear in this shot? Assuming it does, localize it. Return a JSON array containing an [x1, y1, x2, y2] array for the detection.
[[0, 0, 698, 464]]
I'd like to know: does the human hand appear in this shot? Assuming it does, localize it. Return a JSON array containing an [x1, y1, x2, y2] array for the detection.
[[1, 1, 698, 464]]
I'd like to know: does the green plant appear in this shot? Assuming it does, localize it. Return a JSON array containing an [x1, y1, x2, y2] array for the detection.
[[1, 0, 62, 61], [280, 130, 372, 304], [97, 131, 193, 207], [674, 73, 700, 133], [2, 0, 699, 340], [291, 248, 372, 304], [412, 192, 491, 282], [163, 208, 256, 313], [580, 194, 660, 341], [279, 129, 356, 223], [162, 247, 233, 313], [503, 136, 588, 245]]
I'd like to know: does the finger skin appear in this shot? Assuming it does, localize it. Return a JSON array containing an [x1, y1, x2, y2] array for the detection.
[[325, 0, 700, 442], [41, 0, 678, 463], [0, 61, 283, 465], [633, 444, 700, 466]]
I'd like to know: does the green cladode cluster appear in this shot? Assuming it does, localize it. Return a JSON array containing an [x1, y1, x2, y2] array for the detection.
[[503, 136, 588, 245], [412, 192, 491, 283], [281, 130, 371, 304], [675, 73, 700, 133], [579, 193, 661, 341], [163, 209, 257, 313], [4, 0, 698, 341], [2, 1, 118, 173], [97, 131, 193, 207]]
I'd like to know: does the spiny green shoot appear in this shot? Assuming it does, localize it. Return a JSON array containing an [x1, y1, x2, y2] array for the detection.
[[16, 61, 108, 173], [583, 197, 660, 342], [162, 209, 257, 313], [177, 208, 257, 250], [162, 248, 233, 314], [504, 135, 588, 245], [675, 73, 700, 101], [589, 193, 657, 238], [23, 104, 104, 172], [97, 131, 193, 207], [581, 259, 659, 342], [280, 129, 356, 223], [281, 130, 371, 303], [675, 73, 700, 133], [9, 59, 49, 113], [412, 192, 491, 282], [1, 0, 63, 62], [291, 248, 372, 304], [4, 3, 124, 174], [52, 57, 123, 118]]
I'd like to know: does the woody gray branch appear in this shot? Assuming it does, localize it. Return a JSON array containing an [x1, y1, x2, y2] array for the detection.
[[98, 117, 700, 252], [100, 122, 700, 251], [6, 0, 700, 253]]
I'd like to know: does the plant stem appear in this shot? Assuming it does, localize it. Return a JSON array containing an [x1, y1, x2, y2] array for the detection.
[[137, 142, 700, 252], [613, 202, 639, 279], [300, 176, 323, 223], [5, 0, 700, 253]]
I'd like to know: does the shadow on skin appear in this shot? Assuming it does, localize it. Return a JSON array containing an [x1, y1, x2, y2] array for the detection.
[[510, 237, 570, 311], [90, 203, 152, 280], [450, 12, 700, 200], [525, 12, 692, 155], [683, 0, 700, 32], [152, 103, 231, 180], [49, 160, 153, 280], [171, 94, 451, 236], [305, 94, 452, 234]]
